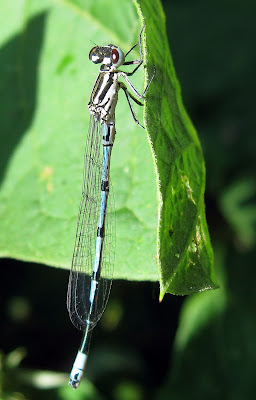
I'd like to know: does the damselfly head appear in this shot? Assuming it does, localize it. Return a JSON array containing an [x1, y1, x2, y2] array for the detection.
[[89, 45, 125, 69]]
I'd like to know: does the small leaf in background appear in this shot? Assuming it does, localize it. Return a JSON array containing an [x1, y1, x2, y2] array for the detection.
[[219, 177, 256, 249]]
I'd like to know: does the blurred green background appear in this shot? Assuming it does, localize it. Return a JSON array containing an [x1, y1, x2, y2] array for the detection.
[[0, 0, 255, 399]]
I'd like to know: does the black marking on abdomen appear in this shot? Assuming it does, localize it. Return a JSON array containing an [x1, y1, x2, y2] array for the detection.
[[103, 125, 111, 142], [101, 180, 109, 191], [97, 227, 104, 238]]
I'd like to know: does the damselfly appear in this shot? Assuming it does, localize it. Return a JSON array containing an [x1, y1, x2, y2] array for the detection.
[[67, 25, 155, 389]]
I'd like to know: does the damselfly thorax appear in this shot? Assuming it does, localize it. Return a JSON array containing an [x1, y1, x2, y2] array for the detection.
[[89, 72, 120, 122]]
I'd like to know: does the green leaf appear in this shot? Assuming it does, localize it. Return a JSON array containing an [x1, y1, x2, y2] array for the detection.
[[0, 0, 217, 295], [134, 0, 218, 296]]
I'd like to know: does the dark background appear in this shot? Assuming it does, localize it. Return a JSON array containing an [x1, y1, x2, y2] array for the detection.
[[0, 1, 255, 399]]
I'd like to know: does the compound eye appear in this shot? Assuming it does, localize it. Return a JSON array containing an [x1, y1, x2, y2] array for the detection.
[[112, 48, 119, 64], [111, 47, 125, 67], [89, 46, 97, 60]]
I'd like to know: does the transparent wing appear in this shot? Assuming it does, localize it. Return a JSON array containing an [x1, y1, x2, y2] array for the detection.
[[67, 115, 115, 331]]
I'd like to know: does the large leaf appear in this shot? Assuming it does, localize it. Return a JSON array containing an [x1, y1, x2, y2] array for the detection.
[[0, 0, 217, 295], [0, 0, 157, 281]]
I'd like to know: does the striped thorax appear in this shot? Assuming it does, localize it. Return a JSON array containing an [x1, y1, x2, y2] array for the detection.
[[89, 72, 119, 122]]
